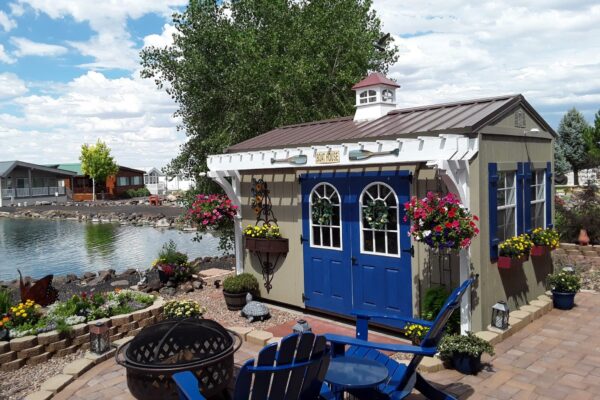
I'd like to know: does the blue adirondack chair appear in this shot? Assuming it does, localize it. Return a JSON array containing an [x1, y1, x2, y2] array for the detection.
[[173, 332, 334, 400], [325, 276, 476, 400]]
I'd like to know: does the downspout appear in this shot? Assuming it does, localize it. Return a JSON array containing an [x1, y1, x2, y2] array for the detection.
[[206, 171, 244, 275]]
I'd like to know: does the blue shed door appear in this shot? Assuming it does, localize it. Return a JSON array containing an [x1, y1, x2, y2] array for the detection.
[[301, 172, 412, 325]]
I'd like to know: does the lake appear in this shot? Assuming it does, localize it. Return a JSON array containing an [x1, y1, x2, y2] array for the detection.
[[0, 218, 221, 281]]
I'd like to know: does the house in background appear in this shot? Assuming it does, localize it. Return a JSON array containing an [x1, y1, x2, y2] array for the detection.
[[47, 163, 145, 201], [206, 72, 556, 333], [0, 161, 76, 207], [144, 167, 195, 195]]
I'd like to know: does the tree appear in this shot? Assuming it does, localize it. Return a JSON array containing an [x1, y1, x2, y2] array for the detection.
[[556, 108, 589, 185], [141, 0, 398, 179], [583, 109, 600, 168], [79, 140, 119, 201]]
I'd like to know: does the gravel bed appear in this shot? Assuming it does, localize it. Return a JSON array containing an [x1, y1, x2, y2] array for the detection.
[[0, 349, 85, 400]]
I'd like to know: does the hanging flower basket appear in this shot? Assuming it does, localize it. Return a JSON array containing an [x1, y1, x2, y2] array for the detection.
[[245, 237, 289, 254], [404, 192, 479, 251], [497, 256, 526, 269]]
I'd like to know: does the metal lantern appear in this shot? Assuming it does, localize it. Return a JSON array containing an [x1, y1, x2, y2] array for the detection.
[[292, 319, 312, 334], [491, 301, 510, 330], [90, 321, 110, 354]]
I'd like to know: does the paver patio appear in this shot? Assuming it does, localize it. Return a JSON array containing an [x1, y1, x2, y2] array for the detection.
[[53, 292, 600, 400]]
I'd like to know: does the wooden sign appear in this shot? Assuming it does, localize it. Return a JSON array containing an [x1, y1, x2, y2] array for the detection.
[[315, 151, 340, 164]]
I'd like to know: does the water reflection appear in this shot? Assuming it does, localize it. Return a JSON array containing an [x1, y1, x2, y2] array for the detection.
[[0, 218, 221, 280]]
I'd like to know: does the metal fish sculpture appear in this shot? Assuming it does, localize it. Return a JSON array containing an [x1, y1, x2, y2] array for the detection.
[[18, 269, 59, 307], [349, 148, 400, 161], [270, 155, 308, 165]]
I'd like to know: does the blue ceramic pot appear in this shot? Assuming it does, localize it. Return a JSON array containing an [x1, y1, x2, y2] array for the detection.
[[451, 353, 482, 375], [552, 291, 575, 310]]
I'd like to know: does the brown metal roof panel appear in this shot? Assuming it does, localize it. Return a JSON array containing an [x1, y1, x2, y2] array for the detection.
[[413, 104, 478, 132], [398, 106, 462, 133], [445, 99, 513, 129], [355, 110, 427, 139]]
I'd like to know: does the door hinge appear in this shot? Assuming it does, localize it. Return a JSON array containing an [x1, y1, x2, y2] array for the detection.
[[300, 234, 308, 244], [302, 293, 309, 302], [402, 245, 415, 257]]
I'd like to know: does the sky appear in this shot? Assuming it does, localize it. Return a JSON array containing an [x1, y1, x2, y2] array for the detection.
[[0, 1, 599, 170]]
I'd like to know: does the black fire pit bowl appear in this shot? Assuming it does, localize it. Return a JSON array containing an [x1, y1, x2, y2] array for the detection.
[[116, 318, 242, 400]]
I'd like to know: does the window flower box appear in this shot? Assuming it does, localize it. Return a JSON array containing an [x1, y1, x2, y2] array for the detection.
[[244, 237, 289, 254], [497, 256, 526, 269], [530, 245, 550, 257]]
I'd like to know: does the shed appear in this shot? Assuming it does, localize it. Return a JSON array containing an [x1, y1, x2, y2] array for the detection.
[[206, 73, 556, 332]]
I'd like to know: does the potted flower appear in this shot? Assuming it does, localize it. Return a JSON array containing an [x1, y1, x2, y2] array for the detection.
[[439, 332, 495, 375], [164, 300, 205, 320], [530, 227, 560, 256], [404, 323, 430, 345], [222, 273, 260, 311], [243, 224, 289, 254], [152, 240, 192, 283], [498, 234, 533, 269], [404, 192, 480, 251], [547, 270, 581, 310]]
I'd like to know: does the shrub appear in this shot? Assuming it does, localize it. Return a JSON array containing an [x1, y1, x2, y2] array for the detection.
[[124, 187, 151, 198], [422, 286, 460, 334], [556, 185, 600, 244], [439, 332, 495, 360], [156, 240, 189, 266], [547, 271, 581, 293], [223, 273, 260, 294], [0, 288, 13, 315], [164, 300, 204, 319]]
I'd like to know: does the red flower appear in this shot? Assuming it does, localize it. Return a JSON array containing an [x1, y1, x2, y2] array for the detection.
[[434, 225, 443, 232]]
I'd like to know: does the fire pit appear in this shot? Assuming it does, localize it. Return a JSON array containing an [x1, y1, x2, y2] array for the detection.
[[116, 318, 242, 400]]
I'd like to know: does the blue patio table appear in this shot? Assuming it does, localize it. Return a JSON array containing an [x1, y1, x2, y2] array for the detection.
[[324, 356, 389, 399]]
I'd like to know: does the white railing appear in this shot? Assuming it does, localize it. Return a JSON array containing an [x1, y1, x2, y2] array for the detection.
[[1, 186, 65, 198]]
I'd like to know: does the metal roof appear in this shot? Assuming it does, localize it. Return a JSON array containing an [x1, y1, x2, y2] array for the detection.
[[46, 163, 145, 176], [0, 161, 78, 178], [226, 94, 554, 152], [352, 72, 400, 89]]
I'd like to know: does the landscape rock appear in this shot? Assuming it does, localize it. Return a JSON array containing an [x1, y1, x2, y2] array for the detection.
[[180, 282, 194, 293], [111, 280, 130, 287], [159, 287, 176, 297]]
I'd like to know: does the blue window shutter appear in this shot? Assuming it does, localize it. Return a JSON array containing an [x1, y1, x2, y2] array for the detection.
[[546, 161, 553, 227], [516, 162, 524, 235], [523, 162, 532, 233], [488, 163, 499, 259]]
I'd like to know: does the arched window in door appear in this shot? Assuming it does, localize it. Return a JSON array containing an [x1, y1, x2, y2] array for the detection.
[[360, 182, 399, 256], [310, 183, 342, 249]]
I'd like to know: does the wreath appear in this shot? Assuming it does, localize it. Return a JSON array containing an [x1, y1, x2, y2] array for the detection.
[[312, 198, 334, 225], [364, 199, 389, 230]]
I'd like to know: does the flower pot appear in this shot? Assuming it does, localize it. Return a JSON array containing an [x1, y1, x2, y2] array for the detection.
[[578, 229, 590, 246], [158, 270, 170, 283], [451, 353, 482, 375], [223, 291, 248, 311], [531, 245, 550, 257], [497, 256, 524, 269], [245, 237, 289, 254], [552, 291, 576, 310]]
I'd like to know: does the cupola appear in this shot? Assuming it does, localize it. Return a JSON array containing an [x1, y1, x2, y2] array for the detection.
[[352, 72, 400, 122]]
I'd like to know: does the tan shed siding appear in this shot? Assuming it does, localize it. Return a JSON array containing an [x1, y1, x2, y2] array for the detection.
[[493, 106, 544, 132], [475, 134, 554, 331]]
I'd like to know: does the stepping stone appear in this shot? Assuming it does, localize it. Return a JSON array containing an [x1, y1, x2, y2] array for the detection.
[[40, 374, 73, 393], [63, 358, 95, 377], [24, 391, 53, 400]]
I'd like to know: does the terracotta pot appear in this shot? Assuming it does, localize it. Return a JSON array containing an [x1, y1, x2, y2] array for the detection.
[[578, 229, 590, 246], [497, 256, 524, 269], [531, 245, 550, 257]]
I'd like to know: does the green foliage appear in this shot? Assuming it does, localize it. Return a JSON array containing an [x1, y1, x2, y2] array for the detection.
[[124, 187, 151, 198], [555, 185, 600, 244], [55, 319, 73, 335], [223, 273, 260, 294], [422, 286, 460, 334], [140, 0, 398, 179], [79, 139, 119, 200], [583, 109, 600, 169], [439, 332, 495, 360], [548, 271, 581, 293], [554, 140, 571, 177], [164, 300, 205, 319], [157, 240, 189, 266], [556, 108, 590, 185], [0, 288, 13, 315]]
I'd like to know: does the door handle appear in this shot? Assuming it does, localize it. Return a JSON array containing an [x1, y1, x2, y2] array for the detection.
[[351, 257, 357, 265], [402, 246, 415, 258]]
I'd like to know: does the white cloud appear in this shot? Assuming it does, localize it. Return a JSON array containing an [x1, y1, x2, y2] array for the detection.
[[0, 10, 17, 31], [0, 73, 27, 99], [373, 0, 600, 124], [10, 37, 68, 57], [0, 44, 16, 64], [143, 24, 178, 49], [16, 0, 187, 70]]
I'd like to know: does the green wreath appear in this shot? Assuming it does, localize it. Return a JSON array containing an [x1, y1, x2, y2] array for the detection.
[[312, 198, 334, 225], [364, 199, 389, 229]]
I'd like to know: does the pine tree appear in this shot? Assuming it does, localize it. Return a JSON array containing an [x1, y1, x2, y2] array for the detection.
[[556, 108, 589, 185]]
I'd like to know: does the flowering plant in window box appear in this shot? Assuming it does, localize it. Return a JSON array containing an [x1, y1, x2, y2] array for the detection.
[[243, 225, 289, 254], [498, 234, 533, 268], [404, 192, 480, 251], [530, 227, 559, 256]]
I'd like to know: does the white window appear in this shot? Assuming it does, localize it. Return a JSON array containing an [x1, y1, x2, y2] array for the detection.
[[117, 176, 129, 186], [496, 171, 517, 242], [310, 183, 342, 249], [359, 182, 399, 257], [382, 89, 394, 103], [359, 90, 377, 104], [531, 170, 545, 229]]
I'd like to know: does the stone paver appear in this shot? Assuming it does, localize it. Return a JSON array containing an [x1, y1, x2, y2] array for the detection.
[[53, 292, 600, 400]]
